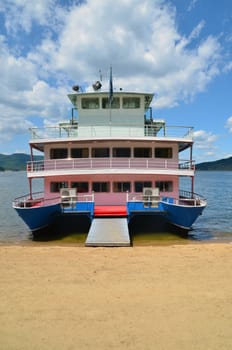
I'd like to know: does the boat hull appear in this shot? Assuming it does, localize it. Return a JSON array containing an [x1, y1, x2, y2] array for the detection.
[[161, 201, 205, 230], [14, 203, 61, 232], [127, 200, 206, 232], [14, 198, 206, 238]]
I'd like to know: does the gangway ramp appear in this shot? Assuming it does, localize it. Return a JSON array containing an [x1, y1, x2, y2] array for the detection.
[[85, 218, 130, 247]]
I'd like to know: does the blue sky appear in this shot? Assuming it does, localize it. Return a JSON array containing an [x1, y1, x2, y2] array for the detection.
[[0, 0, 231, 162]]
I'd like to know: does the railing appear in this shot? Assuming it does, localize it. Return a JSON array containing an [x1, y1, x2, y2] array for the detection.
[[29, 124, 193, 140], [175, 190, 207, 207], [13, 191, 94, 208], [13, 192, 60, 208], [127, 190, 206, 207], [27, 158, 195, 173]]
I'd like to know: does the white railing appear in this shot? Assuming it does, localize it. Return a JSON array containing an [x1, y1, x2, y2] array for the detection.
[[29, 124, 193, 140], [13, 191, 95, 208], [127, 190, 206, 207], [13, 192, 60, 208]]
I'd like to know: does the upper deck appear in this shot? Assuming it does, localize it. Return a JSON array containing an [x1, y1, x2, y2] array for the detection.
[[29, 90, 194, 152]]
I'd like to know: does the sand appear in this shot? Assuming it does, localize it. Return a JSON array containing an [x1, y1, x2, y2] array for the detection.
[[0, 243, 232, 350]]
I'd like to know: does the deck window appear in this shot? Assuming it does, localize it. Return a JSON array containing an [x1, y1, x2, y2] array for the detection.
[[155, 181, 173, 192], [123, 97, 140, 109], [134, 147, 152, 158], [134, 181, 152, 192], [50, 148, 68, 159], [50, 181, 68, 192], [81, 98, 99, 109], [102, 97, 120, 109], [71, 182, 89, 193], [92, 182, 110, 192], [71, 148, 89, 158], [113, 147, 131, 157], [113, 182, 131, 193], [92, 148, 110, 157], [155, 147, 173, 158]]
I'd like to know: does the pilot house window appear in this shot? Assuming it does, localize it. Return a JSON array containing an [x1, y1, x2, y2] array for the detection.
[[102, 97, 120, 109], [81, 98, 99, 109], [123, 97, 140, 108]]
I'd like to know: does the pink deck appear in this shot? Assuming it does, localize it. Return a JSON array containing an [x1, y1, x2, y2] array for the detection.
[[94, 205, 127, 217]]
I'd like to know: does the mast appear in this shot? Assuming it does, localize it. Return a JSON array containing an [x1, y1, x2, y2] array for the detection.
[[109, 66, 113, 130]]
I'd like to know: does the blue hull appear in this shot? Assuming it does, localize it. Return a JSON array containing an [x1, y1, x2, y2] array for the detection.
[[15, 199, 205, 236], [14, 203, 61, 232], [127, 200, 206, 231], [14, 200, 94, 234], [161, 201, 205, 230]]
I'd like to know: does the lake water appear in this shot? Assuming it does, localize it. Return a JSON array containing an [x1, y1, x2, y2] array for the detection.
[[0, 171, 232, 244]]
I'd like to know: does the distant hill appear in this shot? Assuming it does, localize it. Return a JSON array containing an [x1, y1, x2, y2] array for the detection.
[[196, 156, 232, 171], [0, 153, 43, 171]]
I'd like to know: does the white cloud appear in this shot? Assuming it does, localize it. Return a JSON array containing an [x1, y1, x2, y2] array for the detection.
[[38, 0, 221, 108], [193, 130, 220, 162], [1, 0, 59, 34], [0, 0, 229, 149], [0, 35, 70, 145], [193, 130, 218, 149], [225, 116, 232, 132]]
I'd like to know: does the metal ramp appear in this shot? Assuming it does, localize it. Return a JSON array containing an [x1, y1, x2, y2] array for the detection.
[[85, 218, 130, 247]]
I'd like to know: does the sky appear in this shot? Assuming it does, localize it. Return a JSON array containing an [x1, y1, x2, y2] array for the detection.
[[0, 0, 231, 163]]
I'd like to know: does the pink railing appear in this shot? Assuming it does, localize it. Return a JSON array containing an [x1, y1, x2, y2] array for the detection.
[[27, 158, 195, 173]]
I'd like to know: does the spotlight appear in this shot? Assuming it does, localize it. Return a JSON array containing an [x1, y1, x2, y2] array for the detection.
[[92, 81, 102, 91]]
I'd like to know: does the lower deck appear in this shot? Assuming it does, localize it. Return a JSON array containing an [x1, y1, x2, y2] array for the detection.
[[42, 173, 182, 206]]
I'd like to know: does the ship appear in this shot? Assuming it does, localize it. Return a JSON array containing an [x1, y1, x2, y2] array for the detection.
[[13, 70, 206, 245]]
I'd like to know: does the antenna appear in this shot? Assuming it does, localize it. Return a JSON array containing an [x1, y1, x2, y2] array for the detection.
[[99, 69, 102, 81]]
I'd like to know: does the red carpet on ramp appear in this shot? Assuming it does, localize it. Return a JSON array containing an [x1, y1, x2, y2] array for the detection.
[[94, 206, 127, 217]]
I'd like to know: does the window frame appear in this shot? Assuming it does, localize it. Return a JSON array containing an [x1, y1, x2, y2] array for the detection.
[[155, 147, 173, 158], [155, 181, 173, 192], [50, 181, 68, 192], [122, 97, 140, 109], [92, 182, 110, 192], [81, 97, 100, 109], [134, 181, 152, 193], [102, 97, 120, 109], [50, 148, 68, 159], [112, 147, 131, 157], [134, 147, 152, 158], [71, 148, 89, 158], [71, 182, 89, 193], [113, 182, 131, 193]]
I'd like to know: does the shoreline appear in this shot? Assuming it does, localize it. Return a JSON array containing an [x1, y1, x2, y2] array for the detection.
[[1, 243, 232, 349], [1, 235, 232, 247]]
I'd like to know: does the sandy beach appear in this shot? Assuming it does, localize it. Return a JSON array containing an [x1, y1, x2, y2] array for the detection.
[[0, 243, 232, 350]]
